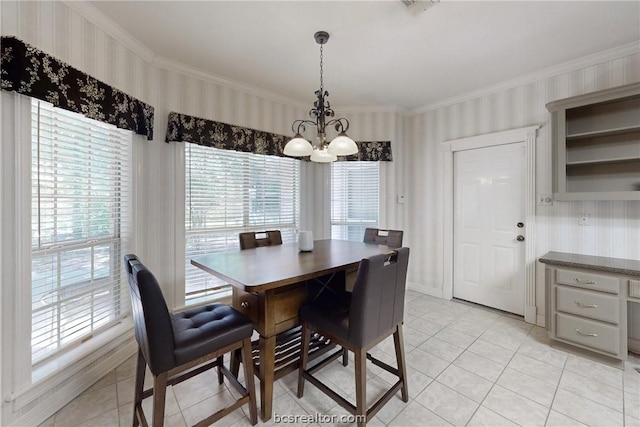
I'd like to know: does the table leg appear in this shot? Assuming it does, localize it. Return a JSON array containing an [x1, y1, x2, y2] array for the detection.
[[259, 334, 276, 421]]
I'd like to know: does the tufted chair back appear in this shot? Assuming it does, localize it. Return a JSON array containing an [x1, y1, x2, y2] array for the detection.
[[124, 254, 176, 375]]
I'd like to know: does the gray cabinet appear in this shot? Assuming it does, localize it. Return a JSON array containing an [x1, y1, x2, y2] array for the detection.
[[546, 266, 627, 359], [546, 82, 640, 201], [541, 251, 640, 362]]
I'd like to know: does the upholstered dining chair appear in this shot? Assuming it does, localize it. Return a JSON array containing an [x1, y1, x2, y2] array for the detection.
[[296, 248, 410, 427], [239, 230, 282, 250], [363, 228, 404, 248], [124, 254, 257, 427]]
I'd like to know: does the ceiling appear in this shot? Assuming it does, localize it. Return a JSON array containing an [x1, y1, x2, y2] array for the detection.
[[89, 1, 640, 111]]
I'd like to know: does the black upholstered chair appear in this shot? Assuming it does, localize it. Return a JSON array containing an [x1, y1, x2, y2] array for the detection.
[[124, 254, 257, 427], [239, 230, 282, 250], [297, 248, 410, 427], [363, 228, 403, 248]]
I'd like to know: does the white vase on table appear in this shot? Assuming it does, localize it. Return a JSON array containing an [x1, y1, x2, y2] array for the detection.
[[298, 231, 314, 252]]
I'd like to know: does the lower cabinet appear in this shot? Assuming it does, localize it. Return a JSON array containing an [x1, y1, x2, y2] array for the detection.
[[546, 266, 628, 360]]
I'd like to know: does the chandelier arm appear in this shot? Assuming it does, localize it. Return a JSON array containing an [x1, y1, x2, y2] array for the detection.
[[326, 117, 350, 133], [292, 119, 319, 136]]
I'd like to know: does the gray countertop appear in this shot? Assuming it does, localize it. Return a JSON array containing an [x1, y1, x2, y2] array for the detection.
[[539, 251, 640, 277]]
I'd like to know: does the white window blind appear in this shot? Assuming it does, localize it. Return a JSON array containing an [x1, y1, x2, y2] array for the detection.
[[330, 161, 379, 241], [185, 143, 300, 304], [31, 99, 131, 365]]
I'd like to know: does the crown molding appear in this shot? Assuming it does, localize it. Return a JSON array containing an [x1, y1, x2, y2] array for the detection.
[[62, 1, 155, 62], [409, 41, 640, 116], [336, 105, 409, 115]]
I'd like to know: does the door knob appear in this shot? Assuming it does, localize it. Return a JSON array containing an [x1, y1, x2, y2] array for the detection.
[[516, 235, 525, 242]]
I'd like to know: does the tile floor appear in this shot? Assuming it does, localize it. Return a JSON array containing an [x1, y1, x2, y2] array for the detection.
[[40, 291, 640, 427]]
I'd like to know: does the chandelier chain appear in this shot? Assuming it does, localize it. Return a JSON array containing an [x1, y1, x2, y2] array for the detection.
[[319, 43, 324, 93]]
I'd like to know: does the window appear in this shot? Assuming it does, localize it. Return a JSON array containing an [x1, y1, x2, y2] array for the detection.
[[31, 100, 131, 365], [185, 144, 300, 304], [330, 162, 379, 241]]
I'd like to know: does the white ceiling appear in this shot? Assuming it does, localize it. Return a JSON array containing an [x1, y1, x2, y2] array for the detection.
[[89, 0, 640, 110]]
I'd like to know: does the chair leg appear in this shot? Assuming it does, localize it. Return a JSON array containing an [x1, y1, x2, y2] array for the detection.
[[217, 355, 224, 384], [241, 338, 258, 425], [297, 322, 311, 398], [354, 348, 367, 427], [230, 347, 241, 377], [132, 349, 146, 427], [393, 324, 409, 402], [342, 347, 349, 366], [151, 372, 168, 427]]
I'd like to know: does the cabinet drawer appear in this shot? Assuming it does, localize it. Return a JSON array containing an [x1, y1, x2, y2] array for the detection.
[[556, 313, 620, 355], [556, 286, 619, 324], [555, 269, 619, 294]]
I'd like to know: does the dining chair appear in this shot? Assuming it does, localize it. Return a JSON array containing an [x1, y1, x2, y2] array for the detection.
[[296, 248, 410, 427], [239, 230, 282, 250], [363, 228, 404, 248], [124, 254, 257, 427]]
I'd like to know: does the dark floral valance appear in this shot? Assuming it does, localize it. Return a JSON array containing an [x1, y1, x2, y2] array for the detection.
[[166, 111, 289, 157], [339, 141, 392, 162], [1, 36, 154, 140], [166, 111, 393, 161]]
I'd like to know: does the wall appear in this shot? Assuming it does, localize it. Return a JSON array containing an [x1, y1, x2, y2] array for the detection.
[[406, 51, 640, 328]]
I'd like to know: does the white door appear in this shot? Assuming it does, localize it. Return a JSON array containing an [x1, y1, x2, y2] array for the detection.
[[453, 142, 526, 315]]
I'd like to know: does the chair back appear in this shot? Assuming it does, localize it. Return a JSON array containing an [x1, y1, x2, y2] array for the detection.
[[349, 247, 410, 348], [239, 230, 283, 250], [124, 254, 176, 375], [363, 228, 403, 248]]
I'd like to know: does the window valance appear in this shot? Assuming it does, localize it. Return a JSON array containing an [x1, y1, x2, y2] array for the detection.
[[1, 36, 154, 140], [166, 111, 392, 161]]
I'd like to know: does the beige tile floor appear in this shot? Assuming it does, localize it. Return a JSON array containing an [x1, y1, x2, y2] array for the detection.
[[39, 291, 640, 427]]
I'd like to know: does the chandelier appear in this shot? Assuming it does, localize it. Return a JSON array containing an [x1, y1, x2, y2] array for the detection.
[[283, 31, 358, 162]]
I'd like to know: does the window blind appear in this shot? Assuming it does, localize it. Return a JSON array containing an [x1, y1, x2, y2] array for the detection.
[[330, 162, 379, 241], [185, 143, 300, 304], [31, 99, 131, 365]]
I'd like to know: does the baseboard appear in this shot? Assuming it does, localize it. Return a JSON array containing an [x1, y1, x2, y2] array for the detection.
[[8, 335, 137, 427], [407, 282, 444, 299], [536, 314, 546, 328], [629, 338, 640, 355]]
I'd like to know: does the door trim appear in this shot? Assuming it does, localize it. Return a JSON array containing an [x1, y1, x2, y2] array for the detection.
[[442, 126, 540, 324]]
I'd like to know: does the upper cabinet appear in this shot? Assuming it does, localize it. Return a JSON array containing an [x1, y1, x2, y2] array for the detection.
[[546, 83, 640, 201]]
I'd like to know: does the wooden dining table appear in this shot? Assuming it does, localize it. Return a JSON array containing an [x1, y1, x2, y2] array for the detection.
[[191, 239, 393, 421]]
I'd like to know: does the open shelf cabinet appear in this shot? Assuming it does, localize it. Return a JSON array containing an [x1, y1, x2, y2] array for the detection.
[[546, 83, 640, 201]]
